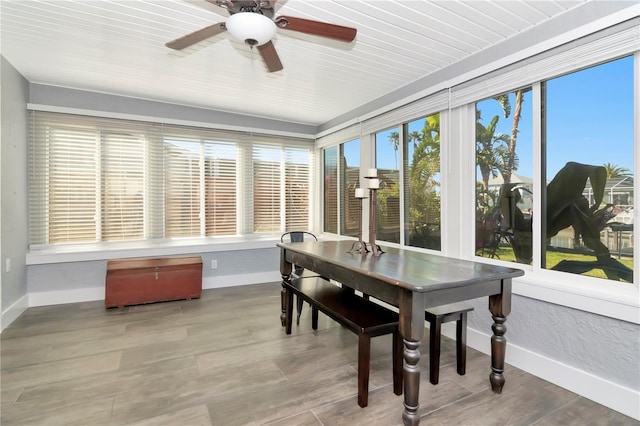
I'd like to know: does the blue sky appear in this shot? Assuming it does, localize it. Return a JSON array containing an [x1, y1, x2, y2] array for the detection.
[[351, 55, 635, 181], [483, 55, 634, 179]]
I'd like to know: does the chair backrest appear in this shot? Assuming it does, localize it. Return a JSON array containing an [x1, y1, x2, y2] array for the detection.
[[280, 231, 318, 243], [280, 231, 318, 276]]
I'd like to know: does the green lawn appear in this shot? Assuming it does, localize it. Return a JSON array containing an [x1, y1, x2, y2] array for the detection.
[[476, 247, 634, 281]]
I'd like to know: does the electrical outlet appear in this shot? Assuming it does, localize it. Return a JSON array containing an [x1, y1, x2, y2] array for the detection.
[[210, 259, 218, 270], [5, 258, 11, 273]]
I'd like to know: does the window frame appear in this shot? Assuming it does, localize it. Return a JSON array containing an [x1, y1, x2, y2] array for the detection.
[[317, 25, 639, 323], [28, 111, 315, 250]]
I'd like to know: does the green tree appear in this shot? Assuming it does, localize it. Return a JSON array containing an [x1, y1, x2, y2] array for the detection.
[[476, 115, 510, 191], [504, 89, 525, 184], [407, 114, 441, 248], [603, 162, 631, 178]]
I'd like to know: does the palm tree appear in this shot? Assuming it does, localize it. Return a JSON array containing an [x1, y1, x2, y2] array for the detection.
[[491, 89, 528, 184], [476, 115, 510, 191], [387, 131, 400, 169], [408, 114, 441, 248], [504, 89, 525, 184], [603, 162, 632, 178]]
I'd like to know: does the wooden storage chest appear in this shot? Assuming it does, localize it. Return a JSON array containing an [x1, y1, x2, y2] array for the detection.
[[105, 256, 202, 308]]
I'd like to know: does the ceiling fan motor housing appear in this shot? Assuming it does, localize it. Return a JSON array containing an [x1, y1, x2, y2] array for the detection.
[[225, 12, 277, 46]]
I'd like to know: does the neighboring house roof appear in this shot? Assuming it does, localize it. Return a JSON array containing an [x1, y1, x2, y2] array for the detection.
[[487, 173, 533, 186]]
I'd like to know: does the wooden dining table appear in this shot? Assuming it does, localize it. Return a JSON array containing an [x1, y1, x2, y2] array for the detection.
[[278, 240, 525, 425]]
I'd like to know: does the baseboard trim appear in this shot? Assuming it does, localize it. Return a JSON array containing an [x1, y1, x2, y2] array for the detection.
[[202, 271, 281, 289], [443, 327, 640, 421], [1, 294, 29, 331], [24, 271, 282, 309], [29, 287, 104, 307]]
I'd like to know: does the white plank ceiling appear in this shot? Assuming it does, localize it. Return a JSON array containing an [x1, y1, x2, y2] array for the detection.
[[1, 0, 585, 126]]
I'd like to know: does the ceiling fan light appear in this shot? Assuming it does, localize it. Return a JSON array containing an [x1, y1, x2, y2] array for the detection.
[[226, 12, 276, 47]]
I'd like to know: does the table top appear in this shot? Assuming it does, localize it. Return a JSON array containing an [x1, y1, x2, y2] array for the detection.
[[278, 240, 524, 293]]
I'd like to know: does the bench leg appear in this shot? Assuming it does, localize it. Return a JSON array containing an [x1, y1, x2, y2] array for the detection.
[[429, 317, 442, 385], [296, 295, 304, 325], [311, 306, 319, 330], [392, 330, 403, 395], [357, 334, 371, 408], [456, 313, 468, 376], [285, 288, 294, 335]]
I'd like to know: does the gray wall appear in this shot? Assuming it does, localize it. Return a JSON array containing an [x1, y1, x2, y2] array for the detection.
[[1, 56, 29, 324], [29, 84, 317, 137], [27, 247, 281, 296], [466, 295, 640, 392]]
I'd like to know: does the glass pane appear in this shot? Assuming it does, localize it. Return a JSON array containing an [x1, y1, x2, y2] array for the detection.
[[164, 138, 202, 237], [404, 114, 441, 250], [324, 147, 338, 233], [204, 141, 237, 236], [102, 132, 145, 241], [253, 145, 281, 233], [375, 128, 400, 243], [475, 88, 533, 264], [48, 127, 98, 243], [543, 57, 634, 283], [285, 147, 311, 231], [340, 139, 360, 237]]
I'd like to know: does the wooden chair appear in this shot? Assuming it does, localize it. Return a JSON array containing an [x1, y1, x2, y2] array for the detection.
[[425, 303, 474, 385], [280, 231, 325, 324]]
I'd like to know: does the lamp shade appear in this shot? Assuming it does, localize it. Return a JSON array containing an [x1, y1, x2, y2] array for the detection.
[[226, 12, 277, 46]]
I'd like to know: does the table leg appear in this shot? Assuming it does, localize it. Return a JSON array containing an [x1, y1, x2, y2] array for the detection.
[[280, 248, 292, 327], [399, 290, 425, 426], [488, 278, 512, 393]]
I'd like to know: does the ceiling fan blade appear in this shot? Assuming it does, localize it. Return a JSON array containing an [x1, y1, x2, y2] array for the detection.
[[165, 22, 227, 50], [257, 41, 283, 72], [276, 16, 356, 42]]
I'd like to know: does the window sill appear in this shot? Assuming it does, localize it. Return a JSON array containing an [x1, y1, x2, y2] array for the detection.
[[26, 235, 285, 265], [513, 273, 640, 324]]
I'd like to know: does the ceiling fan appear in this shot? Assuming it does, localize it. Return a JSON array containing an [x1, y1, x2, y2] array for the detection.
[[165, 0, 357, 72]]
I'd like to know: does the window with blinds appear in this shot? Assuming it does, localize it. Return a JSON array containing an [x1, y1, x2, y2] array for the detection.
[[252, 145, 312, 233], [29, 111, 314, 247]]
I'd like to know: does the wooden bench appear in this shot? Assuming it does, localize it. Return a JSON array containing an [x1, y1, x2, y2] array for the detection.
[[283, 277, 402, 408], [425, 302, 474, 385]]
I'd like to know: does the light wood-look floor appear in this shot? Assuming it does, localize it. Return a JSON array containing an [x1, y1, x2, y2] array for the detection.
[[1, 282, 637, 426]]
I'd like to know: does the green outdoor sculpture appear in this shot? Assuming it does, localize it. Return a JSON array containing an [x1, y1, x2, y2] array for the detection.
[[499, 161, 632, 282]]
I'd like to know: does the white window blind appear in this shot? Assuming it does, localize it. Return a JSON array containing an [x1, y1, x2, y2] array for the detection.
[[285, 147, 311, 231], [204, 141, 237, 236], [253, 145, 282, 233], [362, 90, 449, 135], [29, 111, 314, 247], [164, 138, 203, 238], [29, 113, 163, 245], [48, 126, 99, 243], [102, 131, 145, 241]]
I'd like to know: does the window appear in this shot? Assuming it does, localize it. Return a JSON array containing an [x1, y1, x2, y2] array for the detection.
[[164, 138, 205, 237], [375, 127, 401, 244], [323, 140, 362, 236], [542, 57, 634, 283], [252, 145, 312, 233], [472, 57, 634, 285], [404, 114, 441, 250], [163, 136, 237, 237], [323, 146, 338, 234], [28, 111, 313, 247], [341, 139, 360, 237], [475, 88, 533, 264]]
